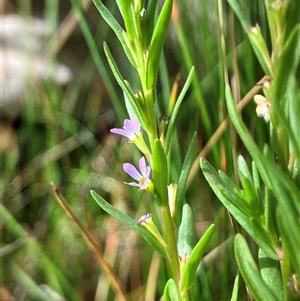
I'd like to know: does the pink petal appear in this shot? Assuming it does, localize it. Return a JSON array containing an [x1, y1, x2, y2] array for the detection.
[[124, 181, 140, 187], [130, 117, 141, 134], [110, 128, 130, 138], [139, 157, 147, 175], [123, 163, 142, 181]]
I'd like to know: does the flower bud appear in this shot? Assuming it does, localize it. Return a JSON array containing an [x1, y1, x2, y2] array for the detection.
[[168, 183, 177, 218], [138, 213, 167, 251]]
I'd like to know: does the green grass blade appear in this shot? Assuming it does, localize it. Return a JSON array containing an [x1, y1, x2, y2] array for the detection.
[[272, 25, 300, 161], [164, 67, 195, 154], [11, 265, 54, 301], [70, 0, 127, 121], [174, 132, 197, 228], [227, 0, 251, 30], [227, 0, 273, 76]]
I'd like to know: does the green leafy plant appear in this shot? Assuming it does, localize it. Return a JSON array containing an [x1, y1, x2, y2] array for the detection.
[[201, 0, 300, 300], [89, 0, 215, 299], [90, 0, 299, 299]]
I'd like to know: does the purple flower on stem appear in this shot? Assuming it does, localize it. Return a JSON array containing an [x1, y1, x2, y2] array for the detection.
[[110, 116, 152, 162], [123, 157, 152, 191], [110, 117, 141, 140]]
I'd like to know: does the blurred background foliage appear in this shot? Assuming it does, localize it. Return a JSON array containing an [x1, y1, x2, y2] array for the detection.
[[1, 0, 295, 300]]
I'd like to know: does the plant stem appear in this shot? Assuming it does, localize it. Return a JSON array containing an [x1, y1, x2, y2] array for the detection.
[[161, 205, 180, 288]]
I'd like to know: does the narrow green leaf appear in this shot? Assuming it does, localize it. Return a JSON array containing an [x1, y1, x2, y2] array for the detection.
[[272, 25, 300, 161], [252, 161, 260, 196], [225, 85, 299, 217], [200, 158, 278, 259], [225, 84, 300, 275], [70, 0, 126, 121], [178, 204, 195, 257], [165, 67, 195, 154], [117, 0, 136, 39], [146, 0, 173, 89], [103, 43, 149, 132], [218, 171, 250, 213], [224, 84, 268, 181], [227, 0, 251, 30], [92, 0, 136, 66], [235, 234, 279, 301], [247, 25, 273, 76], [12, 264, 54, 301], [163, 278, 179, 301], [273, 25, 300, 110], [249, 218, 278, 251], [259, 249, 284, 300], [227, 0, 273, 75], [237, 155, 253, 184], [90, 190, 167, 257], [287, 78, 300, 163], [103, 43, 134, 98], [124, 92, 136, 120], [230, 273, 240, 301], [180, 224, 215, 291], [1, 203, 26, 238], [277, 207, 300, 276], [218, 170, 240, 192], [240, 177, 262, 216], [264, 187, 272, 231], [144, 0, 158, 47], [152, 139, 168, 206], [174, 132, 197, 228]]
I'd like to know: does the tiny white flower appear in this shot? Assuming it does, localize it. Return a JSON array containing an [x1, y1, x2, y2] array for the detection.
[[254, 94, 271, 122]]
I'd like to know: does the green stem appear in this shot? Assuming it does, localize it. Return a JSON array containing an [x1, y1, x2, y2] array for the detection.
[[280, 236, 290, 301], [137, 51, 158, 148], [265, 0, 287, 65], [161, 205, 181, 288], [146, 91, 158, 140]]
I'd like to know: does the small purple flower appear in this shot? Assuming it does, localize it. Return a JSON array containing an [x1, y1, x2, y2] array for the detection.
[[110, 117, 141, 140], [123, 157, 151, 190], [137, 213, 152, 224]]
